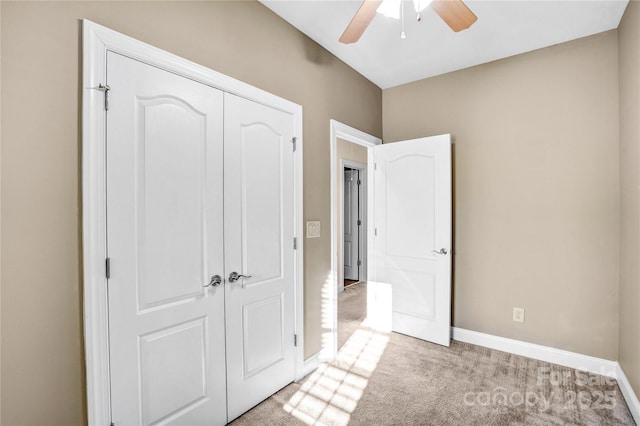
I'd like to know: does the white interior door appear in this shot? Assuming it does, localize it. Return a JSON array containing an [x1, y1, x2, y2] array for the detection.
[[344, 169, 360, 281], [223, 93, 296, 420], [106, 52, 227, 425], [373, 135, 452, 346]]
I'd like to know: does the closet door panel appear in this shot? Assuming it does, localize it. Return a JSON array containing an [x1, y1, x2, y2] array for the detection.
[[106, 52, 227, 426], [240, 123, 284, 283], [224, 93, 296, 421]]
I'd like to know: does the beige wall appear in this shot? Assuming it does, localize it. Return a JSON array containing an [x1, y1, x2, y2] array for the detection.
[[0, 2, 381, 424], [619, 0, 640, 396], [383, 31, 620, 360], [335, 138, 368, 286]]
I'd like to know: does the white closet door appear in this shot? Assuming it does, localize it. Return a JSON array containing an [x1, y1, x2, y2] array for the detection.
[[373, 135, 452, 346], [106, 52, 227, 425], [223, 93, 296, 421]]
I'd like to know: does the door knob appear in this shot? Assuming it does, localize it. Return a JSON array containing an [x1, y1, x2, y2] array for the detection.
[[432, 248, 448, 255], [204, 274, 222, 287], [228, 271, 252, 283]]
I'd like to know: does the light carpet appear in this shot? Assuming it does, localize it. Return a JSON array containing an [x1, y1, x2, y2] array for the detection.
[[232, 282, 635, 425]]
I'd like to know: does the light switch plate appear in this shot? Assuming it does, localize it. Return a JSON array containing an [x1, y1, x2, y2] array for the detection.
[[513, 307, 525, 323], [306, 221, 321, 238]]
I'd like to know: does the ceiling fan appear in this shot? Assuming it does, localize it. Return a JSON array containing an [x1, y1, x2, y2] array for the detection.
[[339, 0, 477, 44]]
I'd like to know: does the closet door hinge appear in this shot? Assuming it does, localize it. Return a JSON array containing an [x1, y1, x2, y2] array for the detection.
[[111, 422, 115, 426], [357, 219, 362, 226], [291, 137, 297, 152], [374, 162, 377, 171], [105, 257, 111, 280], [357, 260, 362, 266], [293, 237, 297, 250], [97, 84, 110, 111], [357, 179, 361, 186], [294, 334, 298, 347]]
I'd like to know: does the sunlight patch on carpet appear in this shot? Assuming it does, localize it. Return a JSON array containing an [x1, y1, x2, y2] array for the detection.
[[284, 328, 389, 425]]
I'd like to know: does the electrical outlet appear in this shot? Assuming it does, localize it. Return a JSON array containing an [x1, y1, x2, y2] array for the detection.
[[513, 307, 525, 323]]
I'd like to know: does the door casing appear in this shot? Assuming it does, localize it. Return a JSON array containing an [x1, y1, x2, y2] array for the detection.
[[326, 120, 381, 360], [82, 20, 304, 426]]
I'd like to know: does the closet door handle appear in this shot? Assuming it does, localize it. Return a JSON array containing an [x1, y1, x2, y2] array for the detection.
[[228, 272, 252, 282], [229, 271, 252, 288], [204, 274, 222, 287]]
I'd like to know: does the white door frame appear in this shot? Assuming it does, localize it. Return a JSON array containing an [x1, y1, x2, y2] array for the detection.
[[326, 120, 381, 360], [82, 20, 305, 426], [339, 160, 367, 292]]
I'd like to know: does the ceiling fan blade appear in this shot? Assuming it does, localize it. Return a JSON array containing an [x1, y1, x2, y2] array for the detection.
[[431, 0, 477, 32], [339, 0, 383, 44]]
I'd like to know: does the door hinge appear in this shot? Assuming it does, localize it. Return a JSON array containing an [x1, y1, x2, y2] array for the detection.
[[357, 260, 362, 266], [294, 334, 298, 347], [374, 162, 377, 171], [97, 83, 110, 111], [105, 257, 111, 279], [291, 137, 297, 152], [357, 179, 361, 186], [357, 219, 362, 226], [374, 228, 378, 236], [110, 422, 115, 426], [293, 237, 297, 250]]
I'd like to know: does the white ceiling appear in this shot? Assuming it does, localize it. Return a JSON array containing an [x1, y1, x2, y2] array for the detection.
[[260, 0, 629, 89]]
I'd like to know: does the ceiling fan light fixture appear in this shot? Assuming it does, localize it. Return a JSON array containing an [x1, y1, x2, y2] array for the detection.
[[413, 0, 432, 13], [376, 0, 401, 19], [340, 0, 477, 45]]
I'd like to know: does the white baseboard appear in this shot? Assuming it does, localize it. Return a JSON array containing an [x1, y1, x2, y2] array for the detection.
[[297, 351, 321, 381], [452, 327, 640, 424], [616, 363, 640, 424], [452, 327, 618, 377]]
